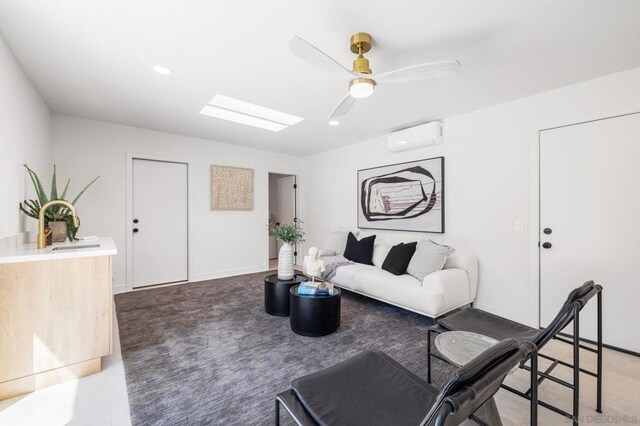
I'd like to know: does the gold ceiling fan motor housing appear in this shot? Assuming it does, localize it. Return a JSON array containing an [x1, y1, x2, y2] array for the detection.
[[350, 32, 373, 74], [349, 32, 375, 92]]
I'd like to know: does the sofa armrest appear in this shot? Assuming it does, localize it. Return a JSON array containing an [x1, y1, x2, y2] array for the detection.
[[422, 268, 473, 311], [444, 251, 478, 300]]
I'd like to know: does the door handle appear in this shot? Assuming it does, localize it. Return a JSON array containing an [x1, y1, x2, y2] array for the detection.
[[133, 228, 139, 233], [542, 242, 552, 249]]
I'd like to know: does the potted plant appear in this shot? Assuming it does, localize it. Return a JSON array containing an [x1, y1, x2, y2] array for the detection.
[[269, 220, 305, 280], [19, 164, 99, 243]]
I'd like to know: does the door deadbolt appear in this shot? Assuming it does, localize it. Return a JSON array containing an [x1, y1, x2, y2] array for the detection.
[[133, 219, 139, 224], [543, 228, 552, 235]]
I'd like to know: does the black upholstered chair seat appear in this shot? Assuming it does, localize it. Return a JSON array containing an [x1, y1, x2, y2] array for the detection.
[[436, 307, 539, 343], [276, 340, 534, 426], [280, 351, 437, 426]]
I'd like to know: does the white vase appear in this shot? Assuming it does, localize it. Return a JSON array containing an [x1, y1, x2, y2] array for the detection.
[[278, 242, 295, 280]]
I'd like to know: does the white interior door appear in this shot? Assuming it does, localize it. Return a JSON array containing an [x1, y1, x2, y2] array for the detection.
[[540, 112, 640, 353], [132, 159, 188, 288], [276, 175, 297, 261]]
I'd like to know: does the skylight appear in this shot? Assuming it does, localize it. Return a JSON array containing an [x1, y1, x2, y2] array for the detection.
[[199, 95, 303, 132]]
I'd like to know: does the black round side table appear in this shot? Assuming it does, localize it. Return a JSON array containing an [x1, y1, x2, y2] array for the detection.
[[264, 273, 307, 316], [289, 285, 341, 337]]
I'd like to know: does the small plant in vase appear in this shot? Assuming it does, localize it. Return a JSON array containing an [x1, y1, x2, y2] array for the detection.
[[19, 164, 99, 243], [268, 221, 305, 280]]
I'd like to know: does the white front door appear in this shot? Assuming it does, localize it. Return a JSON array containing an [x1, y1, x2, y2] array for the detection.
[[539, 112, 640, 353], [132, 159, 188, 288]]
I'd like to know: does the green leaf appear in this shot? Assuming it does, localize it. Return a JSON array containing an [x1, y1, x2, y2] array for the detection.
[[60, 179, 70, 200], [19, 202, 38, 219], [71, 175, 100, 205], [268, 220, 305, 244], [50, 164, 58, 201], [65, 215, 80, 241], [24, 164, 48, 205]]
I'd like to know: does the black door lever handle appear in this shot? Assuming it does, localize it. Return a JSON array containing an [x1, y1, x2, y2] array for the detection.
[[542, 242, 552, 249]]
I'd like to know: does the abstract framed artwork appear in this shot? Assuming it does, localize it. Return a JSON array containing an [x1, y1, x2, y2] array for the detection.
[[357, 157, 444, 233], [211, 165, 254, 211]]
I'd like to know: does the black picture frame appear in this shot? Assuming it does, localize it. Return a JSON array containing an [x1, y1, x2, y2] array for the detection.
[[357, 156, 445, 233]]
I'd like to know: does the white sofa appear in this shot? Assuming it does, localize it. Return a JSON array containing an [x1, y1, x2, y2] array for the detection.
[[312, 246, 478, 319]]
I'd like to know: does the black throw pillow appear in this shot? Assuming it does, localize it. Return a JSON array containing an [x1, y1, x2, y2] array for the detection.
[[343, 232, 376, 265], [382, 242, 418, 275]]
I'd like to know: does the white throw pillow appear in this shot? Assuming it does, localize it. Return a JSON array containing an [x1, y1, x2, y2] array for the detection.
[[406, 239, 455, 283], [372, 244, 391, 268], [319, 230, 357, 256]]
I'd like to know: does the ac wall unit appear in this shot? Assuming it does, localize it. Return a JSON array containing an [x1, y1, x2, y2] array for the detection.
[[387, 121, 443, 153]]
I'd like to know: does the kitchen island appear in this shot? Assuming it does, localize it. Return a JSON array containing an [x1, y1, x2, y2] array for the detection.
[[0, 237, 116, 400]]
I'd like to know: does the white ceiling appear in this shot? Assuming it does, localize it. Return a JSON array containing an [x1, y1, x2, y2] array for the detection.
[[1, 0, 640, 155]]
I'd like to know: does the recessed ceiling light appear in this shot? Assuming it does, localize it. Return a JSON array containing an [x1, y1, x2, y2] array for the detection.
[[153, 66, 172, 75], [328, 120, 340, 126], [199, 94, 304, 132], [397, 140, 407, 144], [199, 105, 288, 132]]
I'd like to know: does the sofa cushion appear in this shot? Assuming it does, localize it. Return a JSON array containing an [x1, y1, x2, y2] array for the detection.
[[406, 239, 455, 282], [381, 242, 417, 275], [329, 262, 374, 291], [328, 262, 472, 317], [363, 270, 449, 316], [371, 244, 391, 268], [318, 230, 356, 256], [343, 232, 376, 265]]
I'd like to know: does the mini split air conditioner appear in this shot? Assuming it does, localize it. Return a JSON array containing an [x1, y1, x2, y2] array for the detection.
[[386, 121, 443, 153]]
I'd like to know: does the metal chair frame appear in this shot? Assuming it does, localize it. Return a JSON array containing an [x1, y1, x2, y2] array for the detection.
[[427, 288, 603, 425]]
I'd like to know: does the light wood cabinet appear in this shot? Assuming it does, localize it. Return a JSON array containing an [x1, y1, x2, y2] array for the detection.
[[0, 255, 112, 399]]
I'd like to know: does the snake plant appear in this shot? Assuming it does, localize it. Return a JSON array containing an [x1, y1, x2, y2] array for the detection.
[[19, 164, 99, 241]]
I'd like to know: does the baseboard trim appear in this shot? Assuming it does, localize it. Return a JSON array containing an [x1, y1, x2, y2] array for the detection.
[[472, 302, 533, 327], [113, 283, 127, 294], [0, 357, 101, 401], [192, 265, 267, 282]]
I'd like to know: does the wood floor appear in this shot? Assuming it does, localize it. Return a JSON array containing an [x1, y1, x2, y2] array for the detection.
[[494, 339, 640, 425]]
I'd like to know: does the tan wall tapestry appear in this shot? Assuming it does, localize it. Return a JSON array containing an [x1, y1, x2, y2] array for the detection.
[[211, 165, 254, 210]]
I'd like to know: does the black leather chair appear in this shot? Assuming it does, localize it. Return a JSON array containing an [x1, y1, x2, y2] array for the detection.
[[275, 339, 536, 426], [428, 281, 603, 425]]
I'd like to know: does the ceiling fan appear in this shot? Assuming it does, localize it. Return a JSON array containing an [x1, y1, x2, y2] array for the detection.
[[289, 32, 461, 121]]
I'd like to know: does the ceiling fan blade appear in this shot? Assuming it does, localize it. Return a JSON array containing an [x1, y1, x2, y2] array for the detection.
[[372, 60, 461, 85], [289, 36, 354, 78], [329, 93, 356, 119]]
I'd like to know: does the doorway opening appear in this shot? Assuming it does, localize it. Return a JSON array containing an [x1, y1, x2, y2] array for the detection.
[[268, 173, 298, 271]]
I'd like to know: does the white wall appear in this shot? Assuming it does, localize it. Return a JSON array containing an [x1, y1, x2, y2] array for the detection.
[[0, 32, 50, 245], [51, 114, 303, 290], [303, 66, 640, 327]]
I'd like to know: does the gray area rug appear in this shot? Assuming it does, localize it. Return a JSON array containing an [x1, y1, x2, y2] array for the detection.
[[115, 271, 454, 425]]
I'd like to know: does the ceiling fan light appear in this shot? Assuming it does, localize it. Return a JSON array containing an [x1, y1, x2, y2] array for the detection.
[[349, 78, 375, 99]]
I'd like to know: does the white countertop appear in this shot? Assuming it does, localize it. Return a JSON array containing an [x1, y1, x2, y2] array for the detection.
[[0, 237, 117, 264]]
